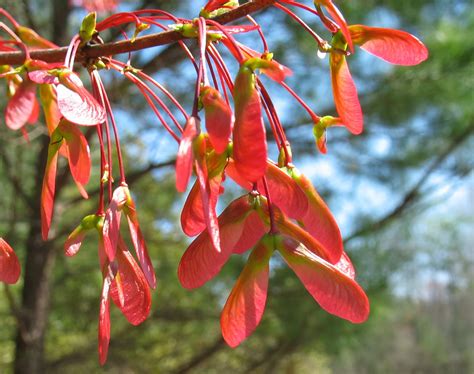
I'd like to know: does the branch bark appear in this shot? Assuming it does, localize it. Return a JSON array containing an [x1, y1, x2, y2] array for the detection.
[[172, 337, 226, 374], [13, 136, 56, 374], [0, 0, 276, 66]]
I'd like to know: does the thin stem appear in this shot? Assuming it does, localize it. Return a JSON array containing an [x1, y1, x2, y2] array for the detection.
[[91, 71, 117, 195], [139, 17, 199, 72], [206, 19, 245, 62], [132, 9, 181, 23], [0, 9, 20, 28], [258, 83, 286, 143], [314, 3, 339, 33], [123, 71, 181, 143], [90, 70, 114, 200], [65, 36, 80, 70], [95, 73, 127, 183], [96, 12, 144, 32], [192, 19, 207, 117], [274, 3, 328, 49], [95, 124, 106, 215], [262, 177, 278, 234], [207, 44, 234, 91], [246, 15, 269, 52], [280, 81, 319, 122], [0, 23, 30, 61], [198, 18, 209, 86], [207, 51, 220, 91], [135, 69, 190, 122], [278, 0, 319, 16], [110, 59, 184, 133], [261, 95, 282, 151], [207, 50, 230, 104]]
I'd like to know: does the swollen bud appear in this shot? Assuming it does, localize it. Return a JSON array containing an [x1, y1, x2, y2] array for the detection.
[[313, 116, 340, 154], [79, 12, 97, 46], [200, 86, 233, 154], [64, 214, 103, 257], [277, 142, 293, 167], [243, 57, 292, 83], [232, 65, 267, 182], [200, 1, 239, 18], [16, 25, 56, 49], [132, 23, 150, 43]]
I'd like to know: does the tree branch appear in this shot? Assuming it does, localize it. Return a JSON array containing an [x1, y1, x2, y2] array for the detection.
[[0, 0, 276, 66], [345, 123, 474, 243], [46, 307, 219, 370], [171, 337, 226, 374], [0, 145, 36, 211]]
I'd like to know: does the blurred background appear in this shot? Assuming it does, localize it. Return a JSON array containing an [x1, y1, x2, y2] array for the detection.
[[0, 0, 472, 372]]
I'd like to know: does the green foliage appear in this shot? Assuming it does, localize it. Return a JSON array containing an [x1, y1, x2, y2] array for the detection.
[[0, 0, 472, 372]]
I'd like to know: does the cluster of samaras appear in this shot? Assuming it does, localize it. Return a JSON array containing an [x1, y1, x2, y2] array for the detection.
[[0, 0, 427, 365]]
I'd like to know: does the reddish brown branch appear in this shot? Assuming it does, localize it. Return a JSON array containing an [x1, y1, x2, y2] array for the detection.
[[0, 0, 276, 66]]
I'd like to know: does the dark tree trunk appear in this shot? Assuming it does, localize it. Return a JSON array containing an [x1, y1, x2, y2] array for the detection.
[[12, 2, 71, 371], [13, 136, 57, 374], [14, 235, 57, 374]]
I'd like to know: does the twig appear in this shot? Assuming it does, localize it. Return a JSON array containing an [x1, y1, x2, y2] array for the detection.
[[171, 337, 226, 374], [345, 123, 474, 243], [0, 0, 276, 65]]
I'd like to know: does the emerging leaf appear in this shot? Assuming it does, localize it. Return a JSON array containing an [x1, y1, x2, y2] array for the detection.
[[0, 238, 21, 284], [79, 12, 97, 46], [176, 116, 199, 192], [103, 186, 128, 261], [233, 211, 267, 254], [316, 0, 353, 53], [16, 25, 57, 49], [5, 79, 37, 131], [64, 214, 102, 257], [336, 251, 356, 279], [244, 57, 292, 84], [225, 43, 292, 82], [290, 168, 343, 264], [178, 195, 254, 289], [221, 235, 273, 347], [110, 238, 152, 325], [232, 66, 267, 182], [349, 25, 428, 66], [40, 130, 63, 240], [38, 84, 61, 136], [330, 48, 363, 134], [98, 271, 112, 366], [275, 209, 335, 263], [201, 86, 233, 154], [201, 0, 239, 18], [57, 71, 106, 126], [279, 238, 369, 323], [226, 160, 309, 221], [181, 174, 222, 237], [122, 189, 157, 289], [58, 120, 91, 198]]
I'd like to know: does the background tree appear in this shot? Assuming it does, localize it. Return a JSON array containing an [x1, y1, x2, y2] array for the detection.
[[0, 0, 472, 373]]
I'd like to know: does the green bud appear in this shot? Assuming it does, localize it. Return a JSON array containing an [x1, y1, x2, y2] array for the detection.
[[331, 30, 348, 51], [132, 23, 150, 43], [80, 214, 103, 231], [94, 59, 107, 70], [79, 12, 97, 46]]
